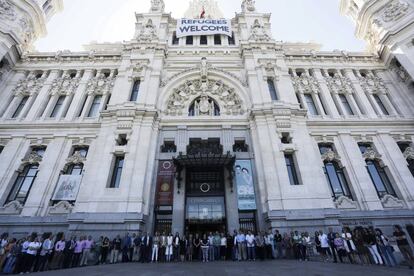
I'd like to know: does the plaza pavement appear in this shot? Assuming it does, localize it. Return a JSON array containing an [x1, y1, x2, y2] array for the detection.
[[34, 260, 411, 276]]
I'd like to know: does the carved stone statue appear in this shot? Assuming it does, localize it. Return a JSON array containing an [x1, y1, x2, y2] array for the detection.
[[138, 19, 158, 42], [200, 57, 209, 80], [249, 19, 270, 41], [194, 94, 216, 116], [150, 0, 165, 13], [242, 0, 256, 13]]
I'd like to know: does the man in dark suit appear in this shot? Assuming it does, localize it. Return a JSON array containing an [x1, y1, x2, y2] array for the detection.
[[140, 232, 152, 263]]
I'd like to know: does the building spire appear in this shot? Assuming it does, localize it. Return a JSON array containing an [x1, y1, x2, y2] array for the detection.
[[150, 0, 165, 13]]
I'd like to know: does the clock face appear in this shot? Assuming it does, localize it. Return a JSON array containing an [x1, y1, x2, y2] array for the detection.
[[160, 183, 170, 192]]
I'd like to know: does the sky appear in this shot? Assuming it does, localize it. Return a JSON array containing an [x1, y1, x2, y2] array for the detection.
[[34, 0, 366, 52]]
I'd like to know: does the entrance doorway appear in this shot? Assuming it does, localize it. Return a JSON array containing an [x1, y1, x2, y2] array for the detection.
[[184, 167, 227, 234]]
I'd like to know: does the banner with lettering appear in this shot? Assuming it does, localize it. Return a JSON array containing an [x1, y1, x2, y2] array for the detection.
[[176, 18, 232, 38], [235, 160, 257, 210], [155, 160, 175, 206], [52, 175, 82, 201]]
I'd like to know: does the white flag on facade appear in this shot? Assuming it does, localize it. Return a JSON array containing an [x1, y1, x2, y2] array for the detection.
[[176, 18, 232, 38], [52, 175, 82, 201]]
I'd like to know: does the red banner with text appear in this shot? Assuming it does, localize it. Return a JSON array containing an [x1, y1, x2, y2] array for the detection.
[[155, 160, 175, 206]]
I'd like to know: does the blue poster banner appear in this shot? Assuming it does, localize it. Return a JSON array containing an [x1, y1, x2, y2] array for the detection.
[[235, 160, 257, 210]]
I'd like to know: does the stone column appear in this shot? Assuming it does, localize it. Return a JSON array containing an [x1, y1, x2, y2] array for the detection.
[[313, 69, 340, 118], [343, 69, 377, 118], [337, 134, 383, 210], [250, 115, 281, 211], [65, 70, 94, 120], [2, 95, 23, 119], [0, 71, 26, 117], [347, 93, 362, 116], [376, 134, 414, 209], [25, 70, 59, 120], [21, 137, 67, 216], [276, 71, 300, 105], [0, 137, 27, 205], [313, 92, 327, 117]]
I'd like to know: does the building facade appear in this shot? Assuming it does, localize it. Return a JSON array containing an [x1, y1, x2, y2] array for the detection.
[[0, 0, 63, 70], [0, 0, 413, 238]]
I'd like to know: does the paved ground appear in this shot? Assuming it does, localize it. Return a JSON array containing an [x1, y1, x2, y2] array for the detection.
[[34, 260, 411, 276]]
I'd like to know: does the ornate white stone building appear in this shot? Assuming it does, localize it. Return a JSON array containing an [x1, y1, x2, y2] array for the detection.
[[0, 0, 413, 237]]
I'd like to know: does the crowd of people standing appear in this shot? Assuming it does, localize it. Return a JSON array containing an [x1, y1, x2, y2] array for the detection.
[[0, 225, 413, 274]]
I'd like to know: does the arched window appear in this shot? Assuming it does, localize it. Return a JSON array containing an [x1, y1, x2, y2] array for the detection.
[[359, 143, 396, 198], [7, 164, 39, 204], [319, 144, 352, 199], [188, 96, 220, 116]]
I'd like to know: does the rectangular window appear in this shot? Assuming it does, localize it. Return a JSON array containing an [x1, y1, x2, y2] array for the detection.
[[366, 160, 396, 198], [186, 36, 193, 45], [87, 95, 102, 117], [12, 96, 29, 118], [228, 33, 235, 45], [267, 79, 278, 101], [109, 156, 124, 188], [339, 94, 354, 115], [7, 164, 39, 204], [200, 35, 207, 45], [172, 32, 179, 45], [50, 95, 66, 118], [284, 153, 300, 185], [130, 80, 140, 101], [373, 94, 389, 115], [304, 94, 319, 115], [214, 34, 221, 45], [0, 146, 4, 154]]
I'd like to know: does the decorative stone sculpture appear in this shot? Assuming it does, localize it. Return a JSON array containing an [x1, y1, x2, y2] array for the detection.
[[21, 151, 43, 165], [49, 201, 73, 215], [249, 19, 270, 41], [241, 0, 256, 12], [150, 0, 165, 13], [381, 194, 405, 209], [0, 200, 23, 215], [86, 73, 115, 95], [403, 147, 414, 160], [321, 149, 341, 163], [200, 57, 209, 80], [138, 19, 158, 42], [382, 1, 409, 22], [334, 195, 358, 210], [49, 74, 79, 96], [13, 74, 45, 97], [165, 78, 244, 116], [0, 0, 16, 21]]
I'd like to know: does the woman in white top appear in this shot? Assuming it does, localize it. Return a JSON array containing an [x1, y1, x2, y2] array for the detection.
[[25, 236, 41, 273], [165, 233, 173, 262], [341, 227, 356, 264], [220, 233, 227, 260]]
